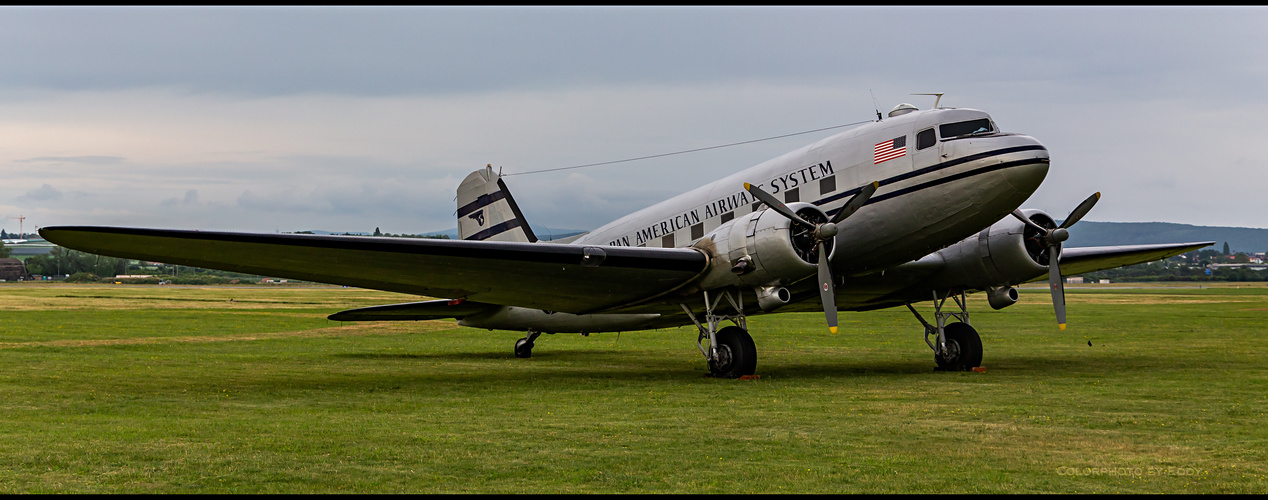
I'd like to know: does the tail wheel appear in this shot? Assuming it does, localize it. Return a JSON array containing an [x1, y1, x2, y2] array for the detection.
[[709, 326, 757, 378], [514, 337, 533, 358], [934, 322, 982, 371]]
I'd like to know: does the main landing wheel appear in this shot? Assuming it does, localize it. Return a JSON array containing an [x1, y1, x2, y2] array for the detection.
[[709, 326, 757, 379], [934, 322, 982, 372]]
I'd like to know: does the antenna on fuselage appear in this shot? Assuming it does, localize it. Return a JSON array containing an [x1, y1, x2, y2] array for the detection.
[[870, 89, 882, 121], [912, 92, 945, 108]]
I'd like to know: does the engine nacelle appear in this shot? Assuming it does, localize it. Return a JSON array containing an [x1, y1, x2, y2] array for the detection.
[[693, 203, 834, 292], [930, 209, 1057, 291]]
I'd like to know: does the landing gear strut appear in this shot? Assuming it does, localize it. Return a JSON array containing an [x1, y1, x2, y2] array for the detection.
[[682, 288, 756, 379], [906, 290, 982, 371], [514, 330, 542, 358]]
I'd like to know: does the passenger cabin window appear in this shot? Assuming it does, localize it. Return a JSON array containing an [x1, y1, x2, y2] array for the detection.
[[939, 118, 994, 139], [916, 128, 936, 150]]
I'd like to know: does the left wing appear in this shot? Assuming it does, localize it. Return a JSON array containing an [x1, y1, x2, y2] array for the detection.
[[39, 226, 708, 314]]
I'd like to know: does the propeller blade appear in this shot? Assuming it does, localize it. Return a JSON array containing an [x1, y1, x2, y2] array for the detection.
[[829, 181, 880, 224], [744, 183, 814, 228], [817, 241, 838, 334], [1010, 209, 1048, 232], [1059, 192, 1101, 230], [1048, 243, 1067, 330]]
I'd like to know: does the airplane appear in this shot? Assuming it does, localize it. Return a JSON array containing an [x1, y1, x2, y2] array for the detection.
[[40, 100, 1213, 378]]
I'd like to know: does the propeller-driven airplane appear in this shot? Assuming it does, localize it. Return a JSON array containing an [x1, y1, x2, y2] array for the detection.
[[40, 101, 1212, 378]]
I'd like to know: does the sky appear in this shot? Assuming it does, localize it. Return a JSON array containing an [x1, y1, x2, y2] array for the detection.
[[2, 6, 1266, 237]]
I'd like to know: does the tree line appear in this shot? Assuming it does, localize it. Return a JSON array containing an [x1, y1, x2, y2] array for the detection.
[[22, 247, 129, 278], [21, 247, 267, 284], [1079, 250, 1268, 282]]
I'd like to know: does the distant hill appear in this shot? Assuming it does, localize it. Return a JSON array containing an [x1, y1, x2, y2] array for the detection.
[[1063, 222, 1268, 254], [301, 230, 371, 236]]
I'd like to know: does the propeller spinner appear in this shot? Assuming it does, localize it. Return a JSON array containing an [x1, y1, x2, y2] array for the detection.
[[1010, 192, 1100, 330], [744, 181, 879, 333]]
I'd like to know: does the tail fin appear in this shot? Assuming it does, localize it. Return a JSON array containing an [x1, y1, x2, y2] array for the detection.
[[456, 165, 538, 242]]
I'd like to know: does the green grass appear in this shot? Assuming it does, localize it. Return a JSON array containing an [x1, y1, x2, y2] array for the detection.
[[0, 283, 1265, 493]]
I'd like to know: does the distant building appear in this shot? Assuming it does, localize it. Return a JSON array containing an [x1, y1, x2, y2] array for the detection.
[[1066, 277, 1084, 284], [6, 241, 55, 257], [1209, 263, 1268, 271], [0, 258, 32, 281]]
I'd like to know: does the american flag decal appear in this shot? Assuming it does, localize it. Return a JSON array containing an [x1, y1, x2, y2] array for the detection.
[[874, 136, 907, 164]]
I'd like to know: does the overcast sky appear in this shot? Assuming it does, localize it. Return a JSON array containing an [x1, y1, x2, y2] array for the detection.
[[3, 6, 1266, 236]]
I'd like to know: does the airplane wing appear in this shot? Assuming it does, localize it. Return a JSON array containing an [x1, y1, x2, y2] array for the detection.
[[784, 240, 1216, 313], [1040, 242, 1215, 278], [38, 226, 708, 314]]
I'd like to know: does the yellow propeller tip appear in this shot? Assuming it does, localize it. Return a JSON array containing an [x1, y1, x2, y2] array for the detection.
[[872, 181, 880, 188], [744, 182, 752, 189], [1059, 323, 1067, 331], [829, 326, 838, 334]]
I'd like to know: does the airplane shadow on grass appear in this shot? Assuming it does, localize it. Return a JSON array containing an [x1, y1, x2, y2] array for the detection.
[[327, 347, 1166, 383], [142, 349, 1187, 397], [326, 348, 1154, 382]]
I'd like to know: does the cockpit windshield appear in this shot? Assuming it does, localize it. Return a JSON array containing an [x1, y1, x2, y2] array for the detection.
[[939, 118, 994, 139]]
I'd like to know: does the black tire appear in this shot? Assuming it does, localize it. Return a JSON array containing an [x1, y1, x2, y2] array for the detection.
[[709, 326, 757, 378], [514, 337, 533, 358], [934, 322, 982, 371]]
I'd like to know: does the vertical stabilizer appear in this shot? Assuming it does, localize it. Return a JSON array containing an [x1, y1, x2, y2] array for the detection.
[[456, 165, 538, 243]]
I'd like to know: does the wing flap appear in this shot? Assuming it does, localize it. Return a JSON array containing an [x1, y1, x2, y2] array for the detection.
[[39, 226, 708, 314], [329, 299, 499, 321]]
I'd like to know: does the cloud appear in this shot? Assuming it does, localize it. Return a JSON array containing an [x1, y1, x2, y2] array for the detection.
[[19, 183, 63, 202], [159, 189, 199, 207], [15, 156, 124, 165]]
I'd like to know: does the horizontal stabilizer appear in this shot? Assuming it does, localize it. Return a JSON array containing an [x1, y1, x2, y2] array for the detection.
[[329, 299, 498, 321]]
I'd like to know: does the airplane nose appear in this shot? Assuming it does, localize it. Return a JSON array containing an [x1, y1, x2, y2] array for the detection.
[[1000, 135, 1049, 195]]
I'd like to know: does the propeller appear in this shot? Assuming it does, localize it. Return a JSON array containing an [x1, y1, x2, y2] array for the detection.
[[1009, 192, 1100, 330], [744, 181, 879, 333]]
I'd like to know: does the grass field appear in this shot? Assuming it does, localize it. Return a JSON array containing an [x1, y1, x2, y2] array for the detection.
[[0, 282, 1265, 493]]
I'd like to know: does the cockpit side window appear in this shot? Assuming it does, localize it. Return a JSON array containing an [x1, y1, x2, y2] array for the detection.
[[916, 128, 936, 150], [939, 118, 994, 139]]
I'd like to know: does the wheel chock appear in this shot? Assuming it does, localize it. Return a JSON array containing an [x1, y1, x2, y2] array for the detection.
[[971, 367, 987, 373]]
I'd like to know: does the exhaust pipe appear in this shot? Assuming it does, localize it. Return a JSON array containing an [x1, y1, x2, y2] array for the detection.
[[987, 286, 1019, 310], [756, 286, 791, 312]]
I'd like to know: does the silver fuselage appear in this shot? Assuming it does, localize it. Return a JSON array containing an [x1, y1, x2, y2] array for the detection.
[[462, 107, 1051, 332], [574, 107, 1049, 272]]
